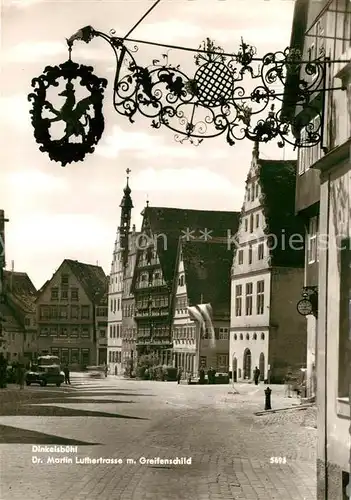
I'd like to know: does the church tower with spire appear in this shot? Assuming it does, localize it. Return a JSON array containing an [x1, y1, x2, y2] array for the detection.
[[107, 170, 133, 377]]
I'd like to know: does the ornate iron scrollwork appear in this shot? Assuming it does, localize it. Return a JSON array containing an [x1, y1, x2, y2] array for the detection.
[[30, 24, 341, 162], [28, 56, 107, 166], [67, 26, 329, 149]]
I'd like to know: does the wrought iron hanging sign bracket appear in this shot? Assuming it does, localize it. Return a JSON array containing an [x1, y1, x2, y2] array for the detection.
[[28, 24, 347, 166]]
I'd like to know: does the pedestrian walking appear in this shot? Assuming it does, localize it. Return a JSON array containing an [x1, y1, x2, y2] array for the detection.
[[63, 364, 70, 385], [0, 353, 7, 388], [199, 366, 205, 384], [177, 367, 182, 384], [253, 366, 260, 385], [17, 362, 25, 389], [285, 371, 292, 397], [104, 363, 108, 378]]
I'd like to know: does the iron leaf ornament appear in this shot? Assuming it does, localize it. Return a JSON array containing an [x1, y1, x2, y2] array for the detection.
[[28, 55, 107, 166]]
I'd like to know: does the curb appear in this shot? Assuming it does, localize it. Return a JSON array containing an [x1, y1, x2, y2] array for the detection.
[[254, 403, 315, 415]]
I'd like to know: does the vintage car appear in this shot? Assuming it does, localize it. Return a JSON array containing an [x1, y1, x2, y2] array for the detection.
[[25, 355, 65, 387]]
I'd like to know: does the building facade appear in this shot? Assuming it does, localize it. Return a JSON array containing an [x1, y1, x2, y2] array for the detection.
[[132, 206, 239, 364], [230, 145, 307, 383], [172, 238, 234, 376], [36, 259, 107, 368], [3, 270, 37, 361], [107, 174, 133, 376], [121, 227, 139, 376], [286, 1, 350, 497]]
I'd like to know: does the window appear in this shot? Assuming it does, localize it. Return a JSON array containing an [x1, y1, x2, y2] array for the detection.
[[117, 298, 120, 311], [70, 349, 79, 364], [257, 280, 265, 315], [178, 274, 184, 287], [50, 306, 58, 319], [251, 184, 255, 201], [51, 288, 58, 300], [246, 333, 249, 340], [113, 299, 116, 311], [255, 213, 260, 228], [240, 334, 243, 340], [255, 183, 259, 197], [253, 333, 257, 340], [248, 246, 253, 264], [338, 238, 351, 398], [59, 327, 68, 337], [70, 327, 79, 338], [81, 349, 90, 367], [71, 305, 79, 319], [238, 250, 243, 265], [247, 187, 250, 201], [258, 243, 264, 260], [59, 305, 68, 319], [217, 354, 229, 371], [250, 214, 254, 233], [235, 285, 242, 316], [81, 305, 90, 319], [219, 328, 229, 340], [109, 325, 113, 338], [99, 329, 106, 338], [71, 288, 78, 301], [61, 348, 69, 365], [50, 326, 57, 337], [261, 332, 265, 340], [40, 306, 50, 319], [307, 216, 319, 263], [234, 334, 237, 340], [298, 115, 322, 174], [244, 218, 248, 232], [61, 274, 69, 286], [61, 289, 68, 300], [81, 327, 89, 338], [245, 283, 253, 315]]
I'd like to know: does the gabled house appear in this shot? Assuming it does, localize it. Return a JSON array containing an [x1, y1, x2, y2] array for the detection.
[[36, 259, 107, 368], [131, 205, 240, 364], [172, 236, 236, 377], [230, 144, 306, 383], [3, 270, 37, 360]]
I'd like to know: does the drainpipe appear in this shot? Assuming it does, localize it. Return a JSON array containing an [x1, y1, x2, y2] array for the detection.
[[323, 173, 331, 500]]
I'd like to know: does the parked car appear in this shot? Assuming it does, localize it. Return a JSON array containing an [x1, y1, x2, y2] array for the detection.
[[25, 355, 64, 387]]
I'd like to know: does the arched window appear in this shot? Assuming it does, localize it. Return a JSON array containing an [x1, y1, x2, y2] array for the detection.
[[253, 333, 257, 340], [246, 333, 250, 340], [240, 333, 243, 340], [234, 334, 237, 340], [261, 332, 265, 340], [178, 274, 184, 287]]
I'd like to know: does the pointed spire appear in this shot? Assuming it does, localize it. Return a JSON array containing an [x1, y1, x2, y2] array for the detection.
[[120, 168, 133, 210]]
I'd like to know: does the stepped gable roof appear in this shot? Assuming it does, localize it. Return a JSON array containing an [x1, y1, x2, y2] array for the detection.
[[181, 238, 233, 312], [65, 260, 107, 302], [143, 207, 240, 284], [257, 159, 305, 268], [3, 271, 37, 313]]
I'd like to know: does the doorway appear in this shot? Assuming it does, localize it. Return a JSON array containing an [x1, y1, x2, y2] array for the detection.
[[243, 349, 251, 379]]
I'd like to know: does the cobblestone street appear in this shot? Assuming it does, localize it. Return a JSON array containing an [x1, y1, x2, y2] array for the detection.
[[0, 376, 316, 500]]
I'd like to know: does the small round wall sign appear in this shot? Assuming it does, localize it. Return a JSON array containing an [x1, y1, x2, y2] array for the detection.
[[297, 298, 313, 316]]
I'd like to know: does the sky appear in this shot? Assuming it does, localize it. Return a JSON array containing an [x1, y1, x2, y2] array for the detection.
[[0, 0, 296, 289]]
